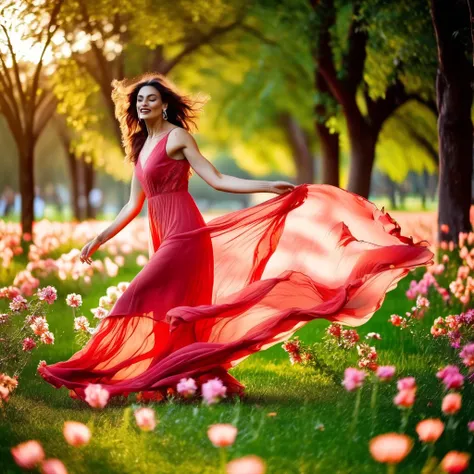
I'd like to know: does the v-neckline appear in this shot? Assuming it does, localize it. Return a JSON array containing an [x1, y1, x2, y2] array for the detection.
[[138, 129, 173, 171]]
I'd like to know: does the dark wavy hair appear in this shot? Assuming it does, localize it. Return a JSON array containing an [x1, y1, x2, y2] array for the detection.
[[111, 72, 208, 164]]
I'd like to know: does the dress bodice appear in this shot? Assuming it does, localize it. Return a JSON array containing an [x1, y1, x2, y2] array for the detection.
[[135, 129, 191, 198]]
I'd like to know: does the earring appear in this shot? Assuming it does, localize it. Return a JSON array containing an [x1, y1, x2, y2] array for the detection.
[[162, 109, 168, 120]]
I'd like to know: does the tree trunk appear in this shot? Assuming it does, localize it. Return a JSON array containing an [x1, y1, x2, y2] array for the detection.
[[19, 145, 35, 237], [315, 71, 339, 186], [280, 113, 314, 184], [317, 123, 339, 186], [345, 104, 377, 197], [431, 0, 473, 243]]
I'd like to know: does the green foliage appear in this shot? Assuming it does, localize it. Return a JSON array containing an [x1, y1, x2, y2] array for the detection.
[[376, 102, 438, 182], [360, 0, 437, 100]]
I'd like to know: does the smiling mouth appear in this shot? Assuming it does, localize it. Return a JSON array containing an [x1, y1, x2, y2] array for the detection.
[[140, 109, 151, 113]]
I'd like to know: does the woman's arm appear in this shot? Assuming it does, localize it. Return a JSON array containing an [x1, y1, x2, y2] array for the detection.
[[80, 171, 145, 264], [174, 129, 295, 195]]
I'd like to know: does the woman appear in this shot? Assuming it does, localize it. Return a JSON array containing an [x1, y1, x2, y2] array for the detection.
[[38, 72, 434, 402]]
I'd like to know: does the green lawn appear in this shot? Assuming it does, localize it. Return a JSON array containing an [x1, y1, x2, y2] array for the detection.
[[0, 258, 473, 474]]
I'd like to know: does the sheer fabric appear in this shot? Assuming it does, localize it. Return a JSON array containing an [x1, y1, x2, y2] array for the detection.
[[38, 129, 434, 401]]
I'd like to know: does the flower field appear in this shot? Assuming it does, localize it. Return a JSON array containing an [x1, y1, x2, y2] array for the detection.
[[0, 212, 473, 474]]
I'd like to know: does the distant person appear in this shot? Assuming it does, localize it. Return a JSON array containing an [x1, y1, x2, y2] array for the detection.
[[1, 185, 15, 216], [88, 187, 103, 218], [38, 72, 434, 405]]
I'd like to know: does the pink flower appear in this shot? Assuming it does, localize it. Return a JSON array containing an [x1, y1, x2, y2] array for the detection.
[[66, 293, 82, 308], [91, 307, 108, 320], [30, 316, 49, 336], [201, 378, 227, 405], [73, 316, 90, 332], [11, 440, 45, 469], [342, 367, 366, 391], [41, 458, 68, 474], [177, 377, 197, 398], [134, 407, 157, 431], [468, 421, 474, 433], [459, 343, 474, 368], [0, 385, 10, 401], [437, 365, 464, 390], [397, 377, 416, 391], [22, 337, 36, 351], [37, 286, 57, 304], [442, 393, 462, 415], [416, 419, 444, 443], [440, 451, 471, 474], [394, 389, 416, 408], [207, 424, 238, 447], [342, 329, 359, 347], [226, 455, 266, 474], [40, 331, 55, 345], [84, 384, 109, 409], [369, 433, 413, 464], [376, 366, 396, 382], [63, 421, 91, 446], [9, 295, 28, 312]]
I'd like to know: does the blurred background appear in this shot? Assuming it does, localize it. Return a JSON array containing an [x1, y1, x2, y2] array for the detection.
[[0, 0, 472, 241]]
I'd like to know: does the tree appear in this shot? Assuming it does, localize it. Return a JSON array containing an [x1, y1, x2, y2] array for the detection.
[[0, 0, 64, 236], [430, 0, 473, 243]]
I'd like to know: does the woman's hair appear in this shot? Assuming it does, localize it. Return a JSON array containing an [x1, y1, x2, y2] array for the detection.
[[111, 72, 208, 164]]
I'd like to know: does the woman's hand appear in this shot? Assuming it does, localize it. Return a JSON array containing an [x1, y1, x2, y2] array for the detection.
[[79, 237, 102, 265], [267, 181, 296, 195]]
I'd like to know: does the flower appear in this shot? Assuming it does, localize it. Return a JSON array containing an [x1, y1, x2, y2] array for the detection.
[[0, 385, 10, 402], [440, 451, 471, 474], [30, 316, 49, 336], [134, 407, 157, 431], [73, 316, 90, 332], [207, 424, 238, 447], [437, 365, 464, 390], [468, 421, 474, 434], [9, 295, 28, 312], [389, 314, 403, 327], [37, 286, 57, 304], [459, 343, 474, 368], [369, 433, 413, 464], [40, 458, 68, 474], [416, 419, 444, 443], [66, 293, 82, 308], [397, 377, 416, 391], [442, 393, 462, 415], [394, 389, 416, 408], [366, 332, 382, 340], [226, 455, 266, 474], [201, 378, 227, 405], [63, 421, 91, 446], [40, 331, 55, 345], [342, 329, 360, 348], [177, 377, 197, 398], [375, 366, 396, 382], [22, 337, 36, 351], [11, 440, 45, 469], [342, 367, 366, 391], [91, 307, 108, 320], [327, 323, 342, 338], [84, 384, 109, 409]]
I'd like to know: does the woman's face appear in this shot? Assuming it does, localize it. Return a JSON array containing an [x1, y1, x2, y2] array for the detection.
[[136, 85, 166, 121]]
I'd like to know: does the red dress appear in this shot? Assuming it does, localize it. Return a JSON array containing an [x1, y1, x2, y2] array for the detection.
[[38, 129, 434, 401]]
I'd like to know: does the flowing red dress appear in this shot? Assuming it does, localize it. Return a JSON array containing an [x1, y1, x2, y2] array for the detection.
[[38, 128, 434, 402]]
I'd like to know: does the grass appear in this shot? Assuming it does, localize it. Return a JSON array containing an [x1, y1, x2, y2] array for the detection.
[[0, 257, 473, 474]]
